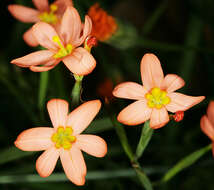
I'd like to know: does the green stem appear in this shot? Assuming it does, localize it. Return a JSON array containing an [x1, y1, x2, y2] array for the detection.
[[179, 14, 203, 87], [71, 75, 83, 106], [143, 0, 168, 35], [0, 147, 35, 165], [38, 71, 49, 111], [37, 46, 50, 113], [136, 121, 154, 159], [109, 114, 153, 190], [0, 169, 136, 184], [134, 166, 153, 190], [0, 74, 38, 123], [111, 115, 135, 162], [158, 144, 212, 185], [136, 37, 214, 54]]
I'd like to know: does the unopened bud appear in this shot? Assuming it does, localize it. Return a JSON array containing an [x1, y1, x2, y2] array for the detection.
[[84, 36, 98, 52], [172, 111, 184, 122]]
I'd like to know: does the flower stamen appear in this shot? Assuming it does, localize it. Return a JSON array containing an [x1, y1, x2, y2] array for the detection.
[[51, 126, 76, 150], [145, 87, 170, 109], [52, 36, 73, 59], [39, 4, 58, 24]]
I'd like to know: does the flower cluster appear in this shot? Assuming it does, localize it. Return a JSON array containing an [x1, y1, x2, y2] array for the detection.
[[10, 5, 96, 75], [9, 0, 106, 185], [8, 0, 209, 187]]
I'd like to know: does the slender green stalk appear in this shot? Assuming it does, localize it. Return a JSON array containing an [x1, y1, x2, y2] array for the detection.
[[0, 74, 38, 123], [38, 71, 49, 111], [159, 144, 212, 184], [134, 167, 153, 190], [112, 116, 135, 162], [37, 46, 50, 113], [85, 117, 113, 133], [0, 169, 136, 184], [179, 14, 203, 87], [0, 147, 35, 165], [136, 37, 214, 54], [143, 0, 168, 35], [109, 114, 153, 190], [136, 121, 154, 159], [71, 75, 83, 106]]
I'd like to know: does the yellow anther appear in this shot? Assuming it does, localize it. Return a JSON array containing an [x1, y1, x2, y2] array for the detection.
[[50, 4, 58, 12], [151, 87, 161, 97], [52, 36, 73, 59], [65, 127, 73, 134], [38, 4, 58, 24], [53, 36, 64, 49], [66, 44, 73, 54], [51, 126, 76, 150], [145, 87, 170, 109]]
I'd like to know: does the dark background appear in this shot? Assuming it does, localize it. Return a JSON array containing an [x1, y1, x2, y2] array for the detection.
[[0, 0, 214, 189]]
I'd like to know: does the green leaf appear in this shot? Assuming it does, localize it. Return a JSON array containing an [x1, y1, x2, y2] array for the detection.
[[38, 71, 49, 111], [179, 14, 203, 90], [86, 117, 113, 133], [0, 74, 38, 123], [0, 169, 136, 184], [111, 115, 135, 162], [161, 144, 212, 182], [143, 0, 168, 35], [0, 147, 35, 165], [136, 121, 154, 159]]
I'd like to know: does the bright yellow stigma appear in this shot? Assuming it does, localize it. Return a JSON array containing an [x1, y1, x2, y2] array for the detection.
[[52, 36, 73, 59], [51, 127, 76, 150], [38, 4, 58, 24], [145, 87, 170, 109]]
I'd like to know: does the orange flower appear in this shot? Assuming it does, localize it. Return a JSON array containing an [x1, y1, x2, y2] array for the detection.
[[88, 3, 117, 41], [11, 6, 96, 75], [200, 101, 214, 156], [113, 53, 205, 129], [15, 99, 107, 185], [8, 0, 72, 46]]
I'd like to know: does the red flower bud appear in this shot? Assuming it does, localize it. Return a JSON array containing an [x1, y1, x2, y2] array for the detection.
[[173, 111, 184, 122], [86, 36, 98, 48]]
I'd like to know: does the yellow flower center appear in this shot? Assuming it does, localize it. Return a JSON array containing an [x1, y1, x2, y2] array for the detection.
[[51, 127, 76, 150], [39, 4, 58, 24], [52, 36, 73, 59], [145, 87, 170, 109]]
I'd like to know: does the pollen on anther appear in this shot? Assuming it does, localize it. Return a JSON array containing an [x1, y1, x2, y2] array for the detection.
[[51, 126, 76, 150]]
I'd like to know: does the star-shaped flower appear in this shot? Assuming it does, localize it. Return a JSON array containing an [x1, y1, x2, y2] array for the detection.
[[8, 0, 73, 46], [11, 6, 96, 75], [113, 53, 205, 129], [15, 99, 107, 185]]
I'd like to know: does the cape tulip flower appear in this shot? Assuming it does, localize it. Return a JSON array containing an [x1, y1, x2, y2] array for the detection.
[[8, 0, 73, 47], [200, 101, 214, 156], [113, 53, 205, 129], [14, 99, 107, 185], [11, 6, 96, 75]]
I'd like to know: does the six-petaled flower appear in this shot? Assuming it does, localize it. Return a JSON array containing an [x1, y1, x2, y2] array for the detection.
[[15, 99, 107, 185], [11, 6, 96, 75], [113, 53, 205, 129], [8, 0, 73, 46]]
